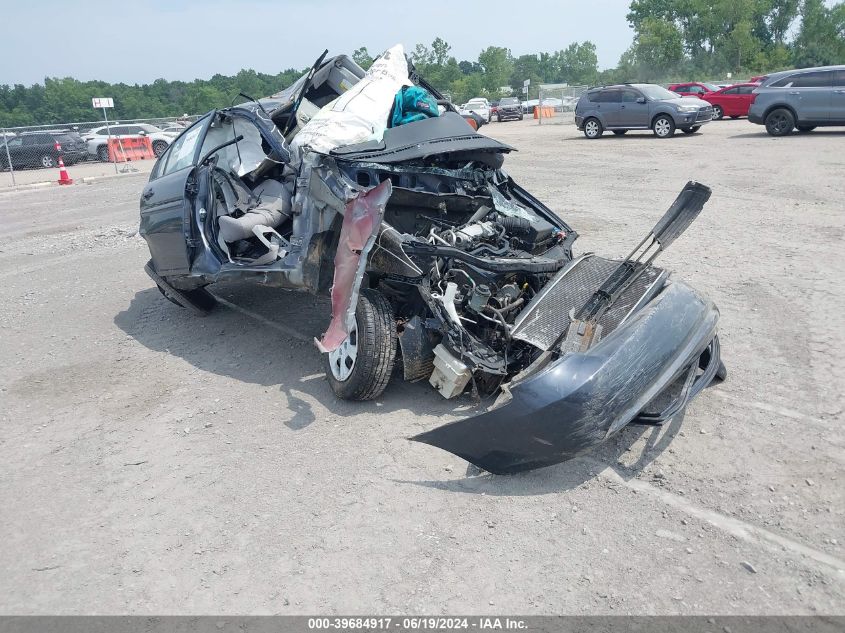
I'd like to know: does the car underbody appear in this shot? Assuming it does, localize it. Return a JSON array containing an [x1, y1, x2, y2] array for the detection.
[[140, 47, 723, 474]]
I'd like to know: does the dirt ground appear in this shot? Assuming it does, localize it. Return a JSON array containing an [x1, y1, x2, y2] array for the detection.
[[0, 118, 842, 615]]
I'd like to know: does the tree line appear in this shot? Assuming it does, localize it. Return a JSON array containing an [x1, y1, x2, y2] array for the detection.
[[1, 0, 842, 127]]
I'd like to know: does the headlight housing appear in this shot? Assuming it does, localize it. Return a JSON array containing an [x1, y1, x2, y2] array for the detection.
[[677, 105, 700, 113]]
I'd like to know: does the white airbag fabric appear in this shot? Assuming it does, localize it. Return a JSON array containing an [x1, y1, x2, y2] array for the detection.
[[291, 44, 410, 158]]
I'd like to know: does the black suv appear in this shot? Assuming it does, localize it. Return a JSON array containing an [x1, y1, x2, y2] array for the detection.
[[0, 131, 88, 170], [496, 97, 523, 122]]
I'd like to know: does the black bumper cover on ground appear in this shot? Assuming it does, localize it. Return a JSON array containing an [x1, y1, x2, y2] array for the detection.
[[411, 281, 720, 474]]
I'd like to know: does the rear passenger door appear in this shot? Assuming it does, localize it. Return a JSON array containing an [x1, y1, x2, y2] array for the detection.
[[832, 70, 845, 123], [596, 89, 623, 126], [716, 86, 741, 115]]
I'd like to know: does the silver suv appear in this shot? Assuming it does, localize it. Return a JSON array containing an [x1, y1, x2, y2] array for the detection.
[[575, 84, 714, 139], [748, 65, 845, 136]]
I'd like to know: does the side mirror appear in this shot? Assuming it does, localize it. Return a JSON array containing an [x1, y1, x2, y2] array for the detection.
[[637, 97, 646, 104]]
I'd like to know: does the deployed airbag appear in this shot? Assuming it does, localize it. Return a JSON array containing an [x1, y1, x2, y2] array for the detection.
[[291, 44, 411, 158]]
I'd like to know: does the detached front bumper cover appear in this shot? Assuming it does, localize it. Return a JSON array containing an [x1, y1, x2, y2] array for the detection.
[[411, 281, 720, 474]]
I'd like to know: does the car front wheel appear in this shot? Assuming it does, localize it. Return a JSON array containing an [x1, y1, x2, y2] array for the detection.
[[653, 115, 676, 138], [325, 288, 397, 401], [41, 155, 55, 168], [583, 118, 603, 139], [712, 105, 724, 120], [765, 108, 794, 136]]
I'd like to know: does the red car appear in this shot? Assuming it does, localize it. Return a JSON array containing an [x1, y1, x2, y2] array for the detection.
[[668, 82, 720, 98], [701, 83, 758, 120]]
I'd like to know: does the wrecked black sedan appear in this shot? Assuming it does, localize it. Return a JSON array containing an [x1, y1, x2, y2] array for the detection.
[[139, 46, 724, 474]]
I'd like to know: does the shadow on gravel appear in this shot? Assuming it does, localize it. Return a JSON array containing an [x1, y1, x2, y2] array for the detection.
[[396, 412, 684, 496], [729, 130, 845, 139], [566, 132, 702, 141], [116, 281, 683, 493], [114, 282, 481, 432]]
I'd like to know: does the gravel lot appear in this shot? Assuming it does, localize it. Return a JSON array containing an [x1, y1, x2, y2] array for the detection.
[[0, 118, 842, 615]]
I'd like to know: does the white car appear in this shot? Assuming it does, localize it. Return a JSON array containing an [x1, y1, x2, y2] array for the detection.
[[83, 123, 176, 161], [462, 98, 491, 122]]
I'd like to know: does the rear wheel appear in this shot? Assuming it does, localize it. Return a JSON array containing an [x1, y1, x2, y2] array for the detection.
[[652, 115, 675, 138], [797, 126, 816, 133], [325, 289, 397, 401], [682, 126, 701, 134], [612, 130, 627, 136], [40, 154, 55, 168], [583, 117, 603, 139], [712, 105, 724, 120], [765, 108, 794, 136]]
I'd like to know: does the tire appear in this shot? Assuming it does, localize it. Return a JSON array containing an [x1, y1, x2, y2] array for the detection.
[[682, 126, 701, 134], [152, 140, 168, 158], [765, 108, 794, 136], [519, 115, 523, 120], [612, 130, 627, 135], [144, 260, 217, 316], [797, 126, 816, 133], [583, 117, 603, 139], [97, 145, 109, 162], [712, 105, 724, 120], [40, 154, 55, 168], [325, 288, 397, 401], [652, 115, 675, 138]]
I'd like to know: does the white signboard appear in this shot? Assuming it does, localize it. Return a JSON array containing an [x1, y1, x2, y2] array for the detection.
[[522, 87, 528, 94], [523, 79, 530, 88], [92, 97, 114, 108]]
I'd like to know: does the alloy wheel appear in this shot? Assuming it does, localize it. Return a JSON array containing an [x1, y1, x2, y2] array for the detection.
[[328, 324, 359, 382], [654, 118, 672, 137], [41, 155, 54, 168], [585, 120, 599, 138], [768, 112, 791, 135]]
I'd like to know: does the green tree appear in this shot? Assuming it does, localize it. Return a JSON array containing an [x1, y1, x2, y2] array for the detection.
[[632, 17, 685, 78], [352, 47, 373, 70], [477, 46, 513, 93], [792, 0, 845, 67], [557, 42, 599, 85]]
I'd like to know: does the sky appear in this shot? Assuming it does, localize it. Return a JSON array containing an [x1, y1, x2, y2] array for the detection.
[[0, 0, 634, 86]]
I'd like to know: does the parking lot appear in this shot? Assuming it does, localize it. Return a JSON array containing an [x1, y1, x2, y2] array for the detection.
[[0, 117, 842, 614]]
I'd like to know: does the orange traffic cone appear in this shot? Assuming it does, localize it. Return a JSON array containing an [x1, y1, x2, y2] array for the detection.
[[57, 157, 73, 185]]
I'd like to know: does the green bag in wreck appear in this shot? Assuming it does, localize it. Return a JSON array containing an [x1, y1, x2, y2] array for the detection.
[[389, 85, 440, 128]]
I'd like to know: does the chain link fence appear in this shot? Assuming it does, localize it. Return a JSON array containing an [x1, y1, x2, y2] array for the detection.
[[531, 85, 589, 125], [1, 115, 202, 187]]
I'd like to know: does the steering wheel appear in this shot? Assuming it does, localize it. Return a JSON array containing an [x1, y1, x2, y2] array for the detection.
[[282, 49, 329, 137]]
